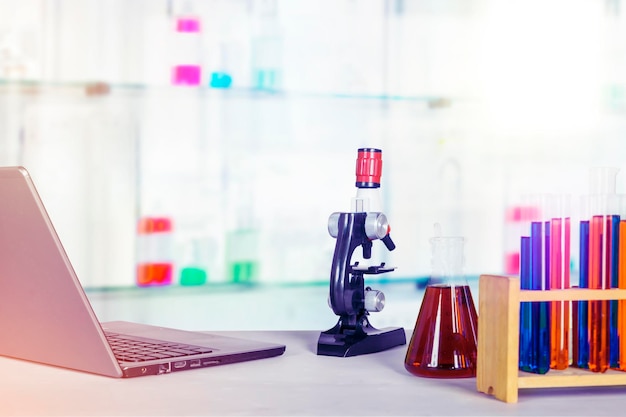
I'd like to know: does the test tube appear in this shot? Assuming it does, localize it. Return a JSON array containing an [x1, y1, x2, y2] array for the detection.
[[618, 195, 626, 371], [586, 167, 619, 373], [517, 195, 550, 374], [588, 205, 608, 372], [519, 236, 534, 372], [573, 212, 590, 368], [534, 219, 550, 374], [547, 195, 571, 370], [608, 208, 620, 368]]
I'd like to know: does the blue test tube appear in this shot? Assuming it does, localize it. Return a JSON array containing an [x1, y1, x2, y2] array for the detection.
[[519, 236, 534, 372], [609, 215, 620, 368], [523, 221, 550, 374], [537, 222, 550, 374], [574, 220, 590, 368]]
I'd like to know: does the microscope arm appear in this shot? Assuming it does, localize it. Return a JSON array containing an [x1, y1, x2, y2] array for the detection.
[[329, 212, 371, 317], [319, 210, 405, 357]]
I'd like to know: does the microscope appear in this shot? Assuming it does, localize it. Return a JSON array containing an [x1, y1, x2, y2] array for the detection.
[[317, 148, 406, 357]]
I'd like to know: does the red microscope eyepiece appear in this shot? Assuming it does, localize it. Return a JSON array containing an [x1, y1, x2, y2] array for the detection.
[[355, 148, 382, 188]]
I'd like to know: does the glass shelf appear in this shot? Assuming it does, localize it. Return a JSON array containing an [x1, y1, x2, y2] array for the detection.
[[0, 78, 457, 106]]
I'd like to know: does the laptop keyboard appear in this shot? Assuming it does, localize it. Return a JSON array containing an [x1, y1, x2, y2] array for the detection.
[[105, 332, 213, 363]]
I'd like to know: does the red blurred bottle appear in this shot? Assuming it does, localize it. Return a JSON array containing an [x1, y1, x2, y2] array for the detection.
[[136, 217, 174, 287]]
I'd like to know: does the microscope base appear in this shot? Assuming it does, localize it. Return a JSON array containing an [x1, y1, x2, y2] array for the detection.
[[317, 324, 406, 357]]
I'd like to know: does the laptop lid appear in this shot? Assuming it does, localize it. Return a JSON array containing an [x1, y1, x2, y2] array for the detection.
[[0, 167, 285, 377], [0, 166, 123, 377]]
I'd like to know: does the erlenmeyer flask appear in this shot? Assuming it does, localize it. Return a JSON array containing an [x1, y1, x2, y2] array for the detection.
[[404, 231, 478, 378]]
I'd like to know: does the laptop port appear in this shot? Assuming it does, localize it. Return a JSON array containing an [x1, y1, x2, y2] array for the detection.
[[173, 361, 187, 369], [190, 359, 201, 368]]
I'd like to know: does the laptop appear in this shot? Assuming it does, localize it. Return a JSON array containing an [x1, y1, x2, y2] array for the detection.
[[0, 166, 285, 378]]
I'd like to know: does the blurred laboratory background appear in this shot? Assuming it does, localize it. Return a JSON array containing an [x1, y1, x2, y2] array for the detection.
[[1, 0, 625, 330]]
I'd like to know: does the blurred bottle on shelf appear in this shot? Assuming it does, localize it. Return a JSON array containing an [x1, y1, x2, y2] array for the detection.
[[136, 216, 174, 286], [171, 15, 203, 86], [226, 228, 259, 283], [179, 236, 211, 286], [250, 0, 282, 90], [210, 71, 232, 88]]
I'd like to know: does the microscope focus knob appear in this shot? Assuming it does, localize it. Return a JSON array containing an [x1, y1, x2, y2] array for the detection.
[[365, 212, 389, 240], [364, 288, 385, 312], [328, 212, 341, 238]]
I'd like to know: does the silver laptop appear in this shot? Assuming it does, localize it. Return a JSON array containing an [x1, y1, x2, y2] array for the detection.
[[0, 166, 285, 377]]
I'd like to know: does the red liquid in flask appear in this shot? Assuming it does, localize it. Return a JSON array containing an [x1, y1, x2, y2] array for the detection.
[[404, 284, 478, 378]]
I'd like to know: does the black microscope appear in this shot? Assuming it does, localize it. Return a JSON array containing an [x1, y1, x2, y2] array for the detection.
[[317, 148, 406, 357]]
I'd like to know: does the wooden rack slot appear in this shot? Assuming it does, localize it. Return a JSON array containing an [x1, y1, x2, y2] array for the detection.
[[476, 274, 626, 403]]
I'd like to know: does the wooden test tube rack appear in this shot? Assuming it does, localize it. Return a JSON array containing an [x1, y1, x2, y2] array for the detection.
[[476, 274, 626, 403]]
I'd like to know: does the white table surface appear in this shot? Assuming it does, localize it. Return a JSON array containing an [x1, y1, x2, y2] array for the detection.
[[1, 329, 625, 416]]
